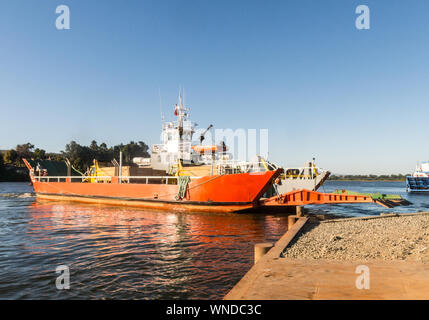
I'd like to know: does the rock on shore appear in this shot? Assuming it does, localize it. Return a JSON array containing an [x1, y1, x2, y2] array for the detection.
[[283, 214, 429, 262]]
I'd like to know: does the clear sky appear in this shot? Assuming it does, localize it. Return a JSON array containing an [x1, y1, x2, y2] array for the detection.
[[1, 0, 428, 174]]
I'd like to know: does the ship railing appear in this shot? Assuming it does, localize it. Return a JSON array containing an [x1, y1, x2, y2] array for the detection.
[[216, 160, 327, 178], [32, 175, 199, 184], [32, 165, 328, 182], [282, 166, 328, 179], [216, 161, 276, 175]]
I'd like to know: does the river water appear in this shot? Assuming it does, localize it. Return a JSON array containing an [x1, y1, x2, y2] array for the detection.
[[0, 180, 427, 299]]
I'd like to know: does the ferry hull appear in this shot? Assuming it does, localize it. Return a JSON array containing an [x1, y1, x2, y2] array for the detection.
[[31, 170, 281, 213], [406, 176, 429, 192], [35, 193, 254, 213]]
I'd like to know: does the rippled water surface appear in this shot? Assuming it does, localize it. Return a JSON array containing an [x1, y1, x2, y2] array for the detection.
[[0, 182, 290, 299], [0, 180, 427, 299], [311, 180, 429, 216]]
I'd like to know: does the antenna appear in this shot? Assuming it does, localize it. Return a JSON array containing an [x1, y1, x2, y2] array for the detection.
[[158, 87, 164, 124], [183, 87, 185, 107], [179, 86, 184, 108], [177, 85, 181, 106]]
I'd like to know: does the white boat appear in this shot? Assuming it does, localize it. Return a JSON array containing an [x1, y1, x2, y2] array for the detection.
[[406, 161, 429, 192]]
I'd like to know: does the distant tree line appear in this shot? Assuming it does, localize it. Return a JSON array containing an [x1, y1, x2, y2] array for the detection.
[[0, 144, 32, 181], [63, 140, 149, 172], [0, 154, 4, 177], [329, 174, 409, 181], [2, 143, 61, 167], [1, 140, 150, 177]]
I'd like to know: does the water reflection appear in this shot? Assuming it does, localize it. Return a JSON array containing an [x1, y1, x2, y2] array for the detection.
[[0, 196, 289, 299], [4, 180, 422, 299]]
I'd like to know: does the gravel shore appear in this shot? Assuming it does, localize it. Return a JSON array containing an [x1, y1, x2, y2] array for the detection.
[[283, 213, 429, 262]]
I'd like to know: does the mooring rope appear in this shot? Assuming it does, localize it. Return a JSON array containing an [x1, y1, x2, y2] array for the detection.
[[175, 176, 191, 200]]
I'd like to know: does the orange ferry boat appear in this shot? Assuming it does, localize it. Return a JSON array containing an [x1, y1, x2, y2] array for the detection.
[[26, 94, 401, 212], [23, 95, 287, 213], [24, 159, 281, 213]]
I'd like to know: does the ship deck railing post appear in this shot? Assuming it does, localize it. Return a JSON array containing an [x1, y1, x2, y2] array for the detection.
[[119, 151, 123, 184]]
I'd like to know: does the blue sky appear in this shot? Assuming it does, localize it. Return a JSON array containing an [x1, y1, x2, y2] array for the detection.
[[1, 0, 428, 174]]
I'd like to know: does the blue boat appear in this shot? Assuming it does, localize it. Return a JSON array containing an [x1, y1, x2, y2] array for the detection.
[[406, 161, 429, 192]]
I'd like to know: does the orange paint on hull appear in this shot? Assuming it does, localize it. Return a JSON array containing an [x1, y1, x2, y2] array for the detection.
[[261, 189, 375, 207], [31, 170, 281, 213], [36, 194, 253, 213]]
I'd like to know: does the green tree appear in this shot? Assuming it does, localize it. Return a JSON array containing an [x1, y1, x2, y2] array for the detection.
[[63, 141, 92, 172], [90, 140, 98, 150], [62, 140, 150, 172], [34, 148, 46, 160], [46, 153, 64, 161], [0, 154, 4, 175], [118, 141, 150, 163], [4, 149, 18, 165], [15, 143, 34, 164]]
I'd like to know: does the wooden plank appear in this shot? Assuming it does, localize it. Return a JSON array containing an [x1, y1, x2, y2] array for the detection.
[[225, 213, 429, 300], [224, 217, 308, 300]]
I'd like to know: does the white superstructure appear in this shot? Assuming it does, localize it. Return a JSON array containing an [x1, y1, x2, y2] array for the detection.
[[134, 92, 330, 193], [412, 161, 429, 177]]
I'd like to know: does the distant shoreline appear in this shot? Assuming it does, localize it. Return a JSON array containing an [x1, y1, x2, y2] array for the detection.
[[328, 174, 409, 182], [328, 179, 405, 182], [0, 165, 30, 182]]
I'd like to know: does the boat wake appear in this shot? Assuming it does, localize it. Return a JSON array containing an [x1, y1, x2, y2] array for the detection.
[[0, 192, 35, 199]]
